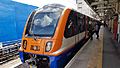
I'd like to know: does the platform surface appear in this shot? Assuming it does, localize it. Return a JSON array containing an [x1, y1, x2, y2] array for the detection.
[[103, 27, 120, 68]]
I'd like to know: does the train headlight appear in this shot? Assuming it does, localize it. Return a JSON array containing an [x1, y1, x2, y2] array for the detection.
[[23, 40, 27, 49], [45, 41, 52, 52], [33, 46, 37, 50], [31, 45, 40, 51]]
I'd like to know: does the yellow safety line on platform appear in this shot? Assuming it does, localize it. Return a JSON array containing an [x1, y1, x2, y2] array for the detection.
[[97, 27, 104, 68], [97, 28, 103, 68]]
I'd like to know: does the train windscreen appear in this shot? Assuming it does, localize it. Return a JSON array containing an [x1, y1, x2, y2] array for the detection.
[[26, 6, 64, 37]]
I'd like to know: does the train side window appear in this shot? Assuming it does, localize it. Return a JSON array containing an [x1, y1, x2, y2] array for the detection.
[[73, 12, 79, 35], [77, 13, 85, 33], [64, 11, 73, 38], [25, 11, 36, 35], [64, 10, 78, 38], [87, 17, 90, 30]]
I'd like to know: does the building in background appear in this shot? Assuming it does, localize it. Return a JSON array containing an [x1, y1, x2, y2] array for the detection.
[[0, 0, 37, 47]]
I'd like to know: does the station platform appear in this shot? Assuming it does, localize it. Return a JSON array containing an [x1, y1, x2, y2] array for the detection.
[[1, 26, 120, 68]]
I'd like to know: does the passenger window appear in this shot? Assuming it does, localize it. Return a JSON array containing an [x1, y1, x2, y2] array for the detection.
[[64, 10, 78, 38], [77, 13, 85, 33], [73, 12, 79, 35], [86, 17, 90, 30]]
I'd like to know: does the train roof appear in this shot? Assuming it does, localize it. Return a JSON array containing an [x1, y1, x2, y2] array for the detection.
[[33, 4, 66, 15], [43, 4, 65, 9], [35, 4, 65, 11], [35, 4, 98, 20]]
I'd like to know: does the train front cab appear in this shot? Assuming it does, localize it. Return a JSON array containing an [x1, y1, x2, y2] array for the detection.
[[19, 5, 89, 68]]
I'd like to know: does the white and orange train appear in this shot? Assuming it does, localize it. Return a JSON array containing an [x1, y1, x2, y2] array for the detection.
[[19, 4, 98, 68]]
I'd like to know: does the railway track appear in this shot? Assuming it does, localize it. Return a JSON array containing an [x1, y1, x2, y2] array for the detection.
[[0, 43, 21, 64]]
